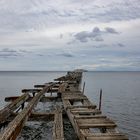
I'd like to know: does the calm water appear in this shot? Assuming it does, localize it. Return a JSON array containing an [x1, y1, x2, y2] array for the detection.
[[0, 71, 140, 140]]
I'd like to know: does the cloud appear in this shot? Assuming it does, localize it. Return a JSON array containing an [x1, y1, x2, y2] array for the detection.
[[19, 49, 32, 53], [117, 43, 125, 47], [61, 53, 74, 57], [57, 50, 75, 57], [0, 48, 33, 58], [0, 0, 139, 34], [0, 0, 140, 70], [0, 48, 17, 53], [0, 48, 20, 58], [105, 27, 118, 34], [95, 36, 104, 42], [74, 27, 119, 43]]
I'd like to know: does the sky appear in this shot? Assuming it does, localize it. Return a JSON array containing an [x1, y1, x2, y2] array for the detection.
[[0, 0, 140, 71]]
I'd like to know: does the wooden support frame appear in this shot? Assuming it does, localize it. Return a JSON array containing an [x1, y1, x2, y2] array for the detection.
[[0, 84, 51, 140], [0, 93, 30, 124]]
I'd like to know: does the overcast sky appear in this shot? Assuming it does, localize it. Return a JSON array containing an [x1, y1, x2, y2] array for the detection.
[[0, 0, 140, 71]]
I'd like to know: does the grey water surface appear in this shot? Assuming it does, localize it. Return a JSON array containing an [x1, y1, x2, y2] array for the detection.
[[0, 71, 140, 140]]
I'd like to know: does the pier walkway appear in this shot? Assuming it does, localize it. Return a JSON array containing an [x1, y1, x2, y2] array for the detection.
[[0, 70, 128, 140]]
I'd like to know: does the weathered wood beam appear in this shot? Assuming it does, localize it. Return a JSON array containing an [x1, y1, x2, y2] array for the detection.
[[22, 89, 41, 93], [5, 96, 59, 102], [34, 85, 45, 88], [0, 93, 30, 124], [48, 87, 59, 93], [65, 105, 97, 110], [85, 133, 128, 140], [30, 112, 55, 121], [4, 112, 55, 123], [0, 84, 51, 140], [53, 107, 64, 140], [77, 118, 117, 129], [74, 115, 106, 119]]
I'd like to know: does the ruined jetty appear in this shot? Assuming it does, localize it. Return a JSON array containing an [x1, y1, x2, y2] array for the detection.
[[0, 70, 128, 140]]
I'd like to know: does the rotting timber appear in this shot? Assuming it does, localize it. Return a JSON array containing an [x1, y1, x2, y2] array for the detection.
[[0, 70, 128, 140]]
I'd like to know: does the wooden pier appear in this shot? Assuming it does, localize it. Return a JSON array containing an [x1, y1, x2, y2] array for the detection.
[[0, 70, 128, 140]]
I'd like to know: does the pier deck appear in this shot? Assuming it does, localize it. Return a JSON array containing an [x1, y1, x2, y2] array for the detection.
[[0, 70, 128, 140]]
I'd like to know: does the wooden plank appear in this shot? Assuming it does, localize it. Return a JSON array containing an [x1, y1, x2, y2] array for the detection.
[[0, 93, 30, 124], [82, 99, 94, 106], [48, 87, 59, 92], [77, 118, 115, 124], [66, 105, 96, 110], [58, 83, 68, 93], [62, 100, 71, 109], [34, 85, 45, 88], [77, 118, 117, 129], [62, 91, 82, 95], [7, 112, 55, 122], [29, 112, 55, 121], [22, 89, 41, 93], [63, 108, 79, 139], [71, 109, 101, 115], [86, 134, 128, 140], [53, 107, 64, 140], [78, 123, 116, 129], [74, 115, 107, 119], [5, 96, 59, 102], [63, 94, 87, 99], [0, 84, 51, 140], [80, 128, 128, 139], [81, 130, 128, 138]]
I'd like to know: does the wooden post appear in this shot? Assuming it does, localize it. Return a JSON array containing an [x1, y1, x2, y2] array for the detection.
[[50, 87, 52, 96], [32, 92, 35, 97], [99, 89, 102, 111], [82, 82, 85, 94]]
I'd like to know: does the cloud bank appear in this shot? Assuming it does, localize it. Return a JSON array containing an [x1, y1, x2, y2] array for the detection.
[[74, 27, 118, 43], [0, 0, 140, 70]]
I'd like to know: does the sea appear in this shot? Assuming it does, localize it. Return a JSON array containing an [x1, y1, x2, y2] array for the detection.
[[0, 71, 140, 140]]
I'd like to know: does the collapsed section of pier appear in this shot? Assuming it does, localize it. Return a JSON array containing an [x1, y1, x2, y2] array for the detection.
[[0, 70, 128, 140]]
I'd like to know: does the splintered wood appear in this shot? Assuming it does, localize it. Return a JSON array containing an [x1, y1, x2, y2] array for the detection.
[[0, 70, 128, 140]]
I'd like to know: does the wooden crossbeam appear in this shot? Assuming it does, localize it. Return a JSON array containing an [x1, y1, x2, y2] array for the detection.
[[22, 89, 41, 93], [34, 85, 45, 88], [77, 118, 117, 129], [6, 112, 55, 122], [71, 109, 101, 115], [5, 96, 59, 102], [85, 133, 128, 140], [74, 115, 107, 119]]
